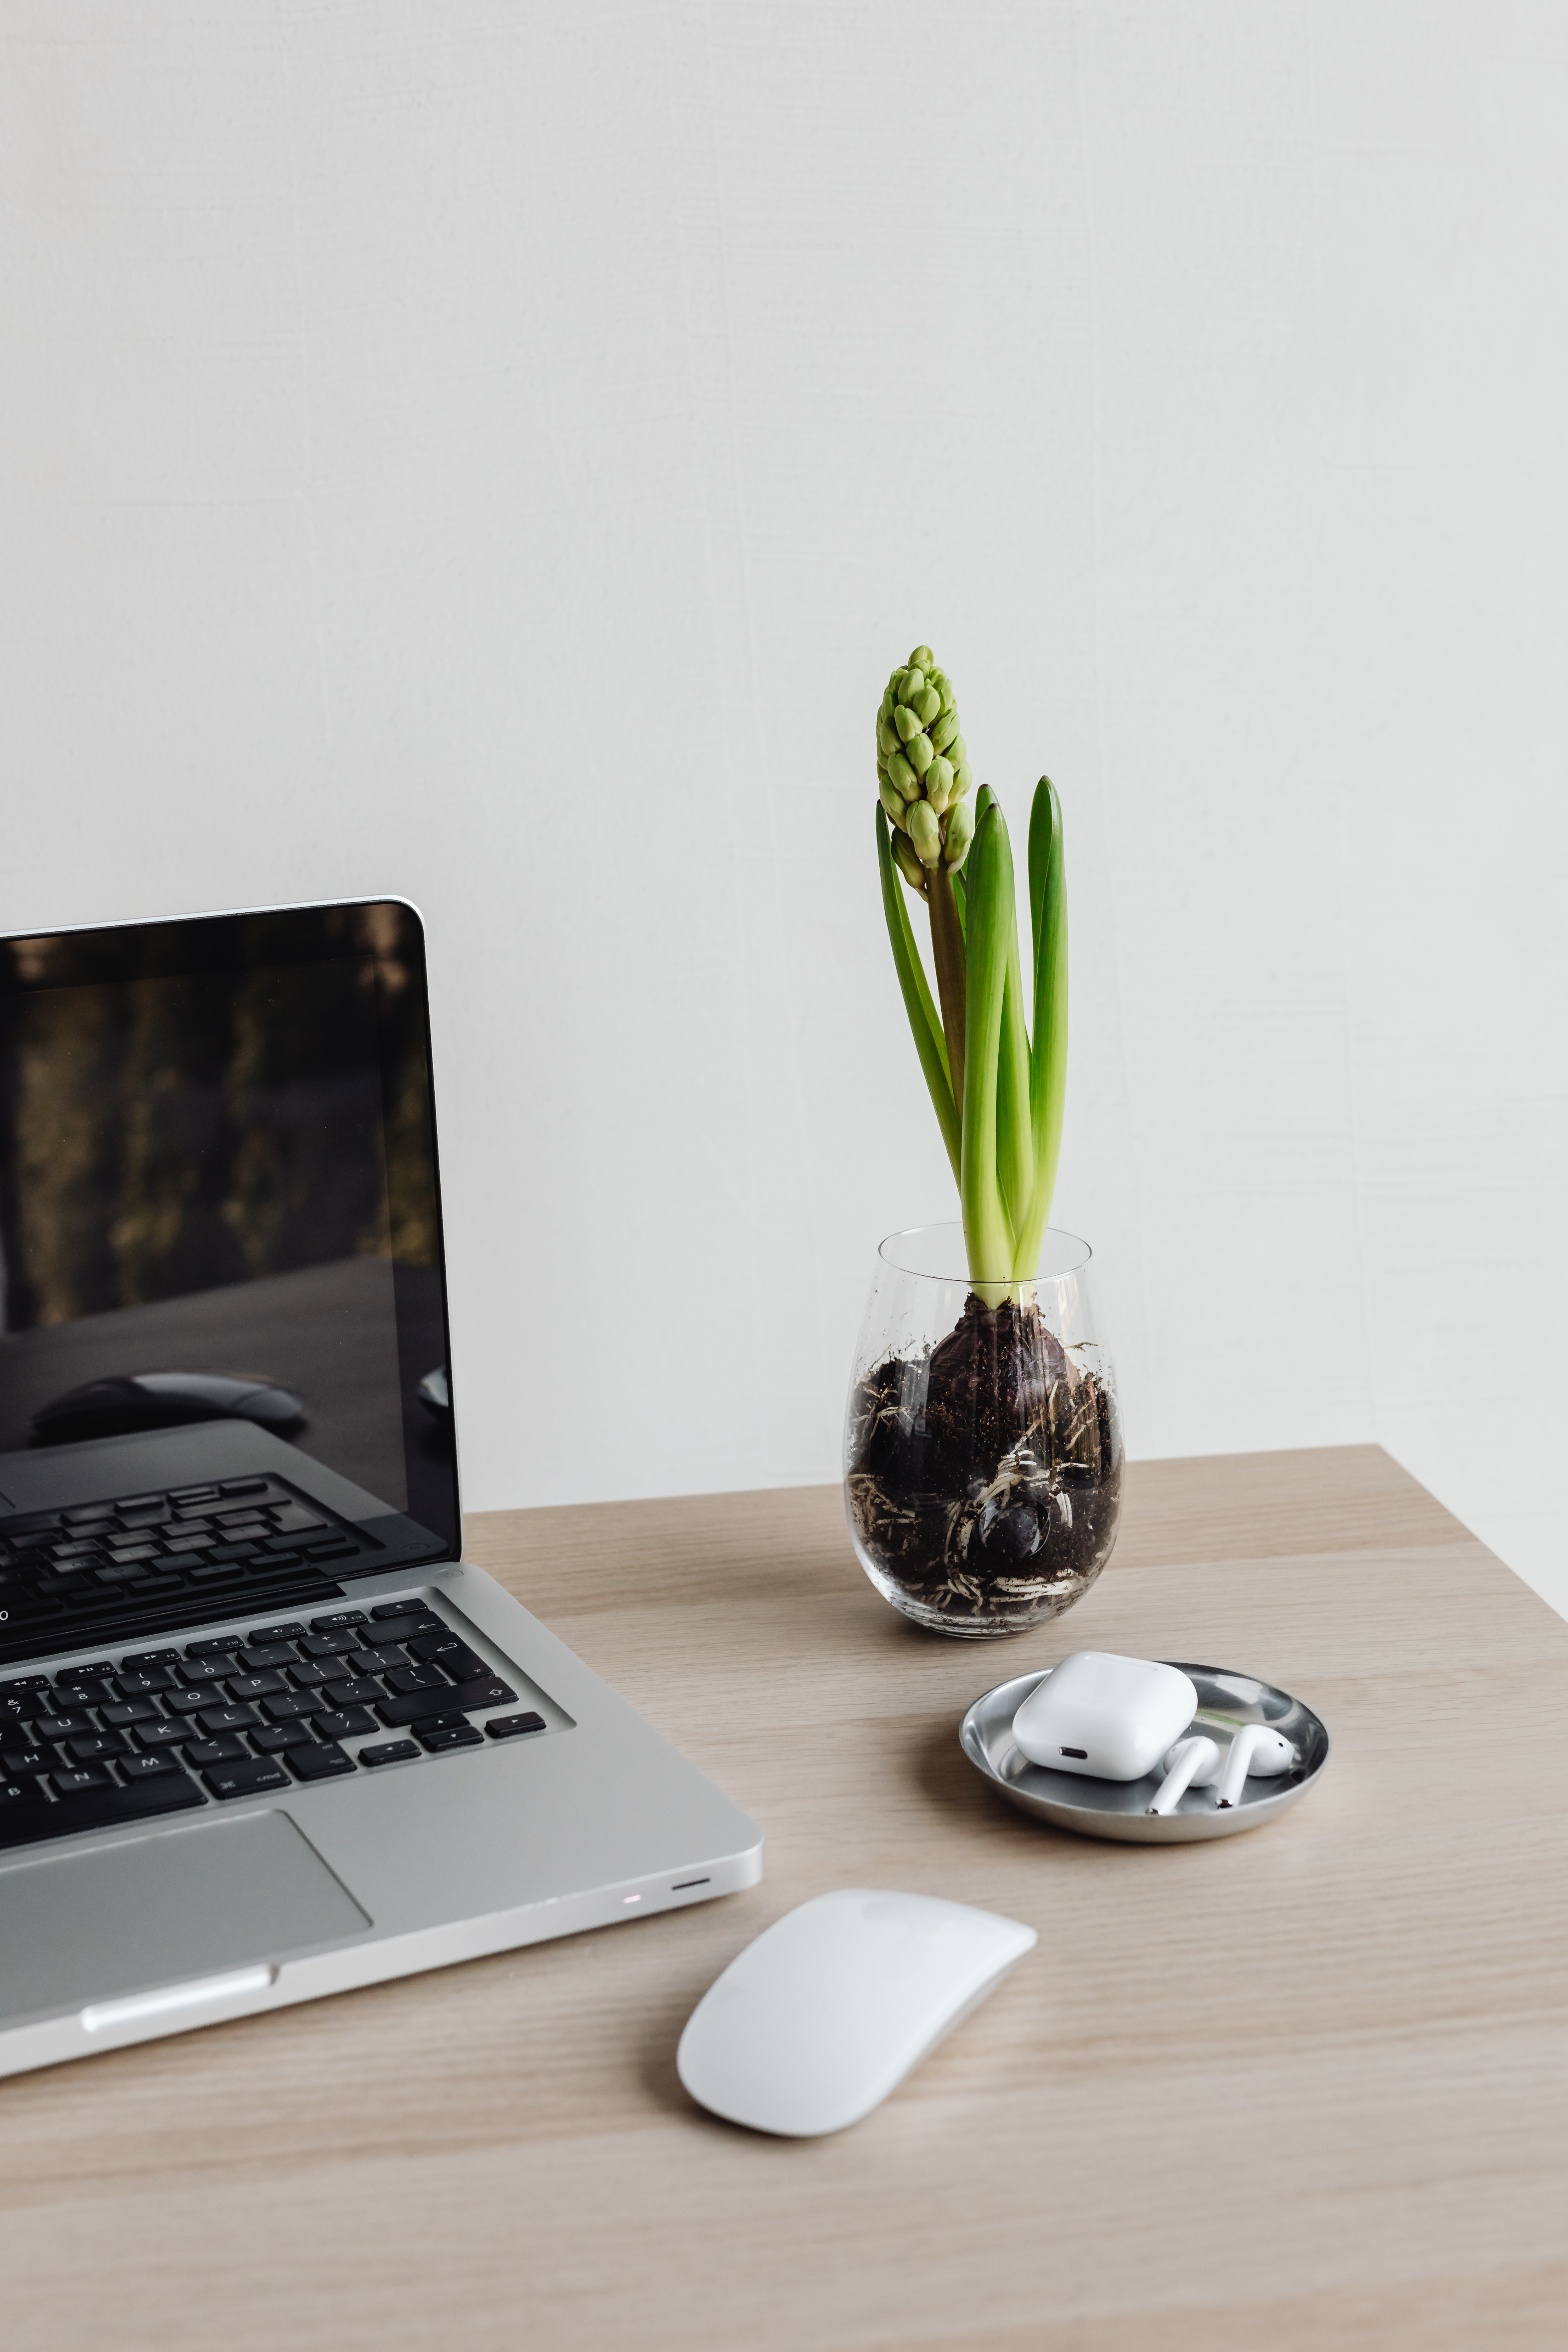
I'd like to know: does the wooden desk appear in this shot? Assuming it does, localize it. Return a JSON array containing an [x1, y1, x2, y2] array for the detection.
[[4, 1446, 1567, 2351]]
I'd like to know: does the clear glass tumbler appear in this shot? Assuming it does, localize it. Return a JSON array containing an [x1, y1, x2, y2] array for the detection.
[[844, 1222, 1123, 1637]]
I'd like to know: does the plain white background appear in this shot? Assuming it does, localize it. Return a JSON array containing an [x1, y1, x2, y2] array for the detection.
[[1, 3, 1563, 1608]]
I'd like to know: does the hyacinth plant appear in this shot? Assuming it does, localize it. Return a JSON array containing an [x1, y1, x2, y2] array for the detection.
[[874, 645, 1067, 1298]]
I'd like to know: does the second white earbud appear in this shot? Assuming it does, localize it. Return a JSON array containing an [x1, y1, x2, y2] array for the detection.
[[1215, 1723, 1298, 1807]]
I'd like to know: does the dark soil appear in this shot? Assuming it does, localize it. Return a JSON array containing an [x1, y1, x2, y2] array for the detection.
[[846, 1291, 1122, 1630]]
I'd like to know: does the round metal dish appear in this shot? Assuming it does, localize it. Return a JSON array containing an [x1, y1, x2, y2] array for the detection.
[[959, 1664, 1330, 1844]]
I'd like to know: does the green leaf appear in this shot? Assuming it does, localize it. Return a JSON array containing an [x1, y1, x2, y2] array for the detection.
[[959, 797, 1016, 1298], [996, 929, 1033, 1240], [1011, 777, 1068, 1281], [875, 806, 960, 1180]]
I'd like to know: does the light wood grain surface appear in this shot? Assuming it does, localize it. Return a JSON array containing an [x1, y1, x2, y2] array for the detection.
[[2, 1445, 1566, 2351]]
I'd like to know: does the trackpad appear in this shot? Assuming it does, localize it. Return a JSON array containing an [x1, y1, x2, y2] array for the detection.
[[0, 1811, 371, 2026]]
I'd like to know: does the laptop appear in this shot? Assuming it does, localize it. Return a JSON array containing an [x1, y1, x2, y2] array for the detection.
[[0, 899, 761, 2078]]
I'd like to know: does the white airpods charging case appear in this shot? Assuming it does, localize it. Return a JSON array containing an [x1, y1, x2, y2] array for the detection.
[[1011, 1652, 1198, 1781]]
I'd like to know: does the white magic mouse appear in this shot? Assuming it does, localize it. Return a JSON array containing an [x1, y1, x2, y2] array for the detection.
[[676, 1889, 1037, 2138]]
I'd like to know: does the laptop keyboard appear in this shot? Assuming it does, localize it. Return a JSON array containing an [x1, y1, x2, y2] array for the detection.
[[0, 1477, 381, 1664], [0, 1598, 546, 1853]]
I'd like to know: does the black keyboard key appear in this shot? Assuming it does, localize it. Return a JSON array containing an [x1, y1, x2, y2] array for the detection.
[[58, 1661, 114, 1682], [271, 1506, 327, 1535], [1, 1747, 51, 1776], [176, 1656, 240, 1685], [167, 1687, 224, 1716], [370, 1600, 440, 1625], [384, 1664, 447, 1697], [120, 1752, 185, 1779], [367, 1617, 444, 1647], [132, 1721, 193, 1752], [103, 1545, 159, 1566], [113, 1668, 176, 1697], [311, 1708, 377, 1740], [186, 1636, 246, 1658], [449, 1676, 517, 1714], [1, 1512, 66, 1534], [409, 1631, 486, 1672], [287, 1742, 355, 1782], [52, 1766, 113, 1793], [249, 1621, 308, 1643], [185, 1736, 250, 1766], [202, 1545, 261, 1566], [323, 1677, 382, 1709], [0, 1675, 52, 1693], [388, 1706, 468, 1734], [203, 1757, 289, 1799], [100, 1699, 160, 1727], [417, 1724, 484, 1754], [263, 1545, 304, 1566], [287, 1660, 338, 1690], [220, 1478, 270, 1495], [170, 1485, 220, 1504], [0, 1777, 48, 1810], [260, 1692, 322, 1722], [348, 1646, 404, 1675], [238, 1643, 297, 1670], [122, 1649, 182, 1667], [196, 1705, 260, 1736], [33, 1713, 92, 1739], [486, 1713, 547, 1739], [298, 1630, 359, 1657], [310, 1609, 367, 1631], [190, 1562, 247, 1584], [228, 1671, 287, 1699], [251, 1722, 314, 1753], [359, 1739, 419, 1767], [304, 1540, 359, 1561], [63, 1504, 117, 1525], [65, 1732, 129, 1764]]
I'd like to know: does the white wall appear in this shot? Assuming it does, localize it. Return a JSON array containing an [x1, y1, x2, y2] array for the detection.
[[2, 4, 1564, 1608]]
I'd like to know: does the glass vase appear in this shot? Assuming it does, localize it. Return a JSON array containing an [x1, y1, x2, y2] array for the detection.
[[844, 1222, 1123, 1637]]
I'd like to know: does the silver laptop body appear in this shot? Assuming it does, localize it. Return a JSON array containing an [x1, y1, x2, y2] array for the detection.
[[0, 900, 761, 2079]]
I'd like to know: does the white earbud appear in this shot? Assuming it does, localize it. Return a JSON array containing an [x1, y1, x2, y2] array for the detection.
[[1215, 1724, 1298, 1807], [1146, 1735, 1221, 1816]]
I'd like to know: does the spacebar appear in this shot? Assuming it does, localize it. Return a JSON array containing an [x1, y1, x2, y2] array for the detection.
[[0, 1772, 205, 1851]]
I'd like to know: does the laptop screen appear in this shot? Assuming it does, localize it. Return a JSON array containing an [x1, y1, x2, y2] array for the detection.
[[0, 901, 460, 1561]]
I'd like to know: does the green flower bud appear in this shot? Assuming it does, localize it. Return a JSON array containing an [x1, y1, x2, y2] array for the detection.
[[952, 758, 972, 796], [899, 666, 926, 705], [893, 701, 922, 745], [925, 754, 954, 810], [915, 684, 941, 726], [879, 774, 909, 829], [944, 795, 975, 866], [930, 707, 960, 755], [892, 831, 927, 892], [887, 750, 918, 798], [906, 730, 934, 778], [907, 799, 941, 864], [908, 644, 935, 671], [877, 715, 899, 758], [947, 733, 966, 768]]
